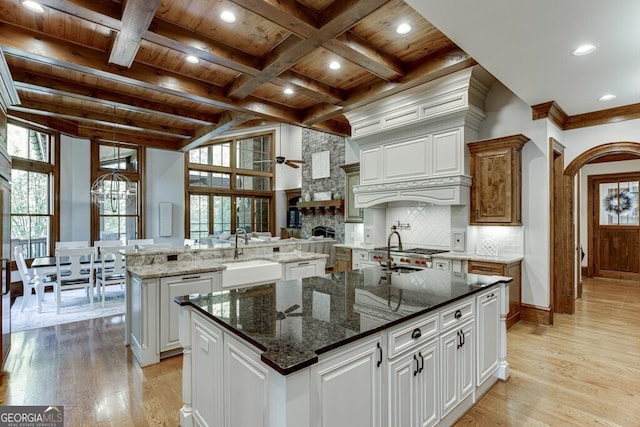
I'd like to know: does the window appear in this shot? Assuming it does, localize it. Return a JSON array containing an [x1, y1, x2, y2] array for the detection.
[[186, 132, 274, 242], [8, 123, 55, 259], [91, 142, 144, 242]]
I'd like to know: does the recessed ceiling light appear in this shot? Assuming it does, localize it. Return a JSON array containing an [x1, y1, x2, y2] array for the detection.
[[572, 44, 597, 56], [220, 11, 236, 23], [21, 1, 44, 13], [396, 23, 412, 35], [186, 55, 199, 64], [329, 61, 341, 70], [283, 88, 294, 95], [598, 94, 616, 102]]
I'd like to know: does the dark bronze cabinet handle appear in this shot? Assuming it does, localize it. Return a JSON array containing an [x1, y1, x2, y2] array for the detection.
[[456, 330, 462, 349], [454, 309, 462, 319], [418, 352, 424, 373], [411, 328, 422, 339], [413, 354, 419, 376], [460, 330, 465, 347], [376, 342, 382, 367]]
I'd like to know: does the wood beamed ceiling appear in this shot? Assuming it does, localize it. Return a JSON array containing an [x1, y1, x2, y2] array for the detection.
[[0, 0, 475, 151]]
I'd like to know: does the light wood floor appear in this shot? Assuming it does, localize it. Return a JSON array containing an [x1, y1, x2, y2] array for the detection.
[[1, 277, 638, 426]]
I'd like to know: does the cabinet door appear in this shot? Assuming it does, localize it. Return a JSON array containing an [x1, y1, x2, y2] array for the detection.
[[312, 335, 383, 427], [360, 145, 383, 184], [472, 146, 515, 223], [161, 274, 215, 352], [192, 314, 223, 427], [458, 322, 475, 401], [431, 128, 462, 177], [477, 289, 499, 385], [284, 260, 321, 280], [224, 335, 269, 427], [334, 247, 352, 273], [416, 340, 439, 427], [440, 322, 474, 417], [388, 350, 419, 427]]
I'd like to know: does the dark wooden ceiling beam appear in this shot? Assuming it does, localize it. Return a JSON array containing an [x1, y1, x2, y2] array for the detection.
[[302, 47, 476, 125], [226, 0, 390, 100], [36, 0, 122, 29], [326, 31, 404, 81], [229, 0, 319, 38], [109, 0, 161, 67], [13, 97, 194, 138], [8, 110, 79, 135], [76, 123, 182, 149], [9, 69, 217, 124], [179, 111, 254, 152], [0, 24, 305, 125]]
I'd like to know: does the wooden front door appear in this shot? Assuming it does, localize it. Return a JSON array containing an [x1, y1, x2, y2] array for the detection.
[[589, 173, 640, 280]]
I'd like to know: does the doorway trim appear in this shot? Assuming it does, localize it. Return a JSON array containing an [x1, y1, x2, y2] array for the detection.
[[560, 141, 640, 314]]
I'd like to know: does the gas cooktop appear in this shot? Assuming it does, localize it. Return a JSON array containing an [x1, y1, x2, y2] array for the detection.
[[372, 247, 449, 256]]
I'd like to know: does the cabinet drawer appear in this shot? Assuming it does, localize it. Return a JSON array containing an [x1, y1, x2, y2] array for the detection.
[[468, 260, 505, 275], [432, 259, 450, 270], [440, 298, 474, 332], [387, 314, 438, 358]]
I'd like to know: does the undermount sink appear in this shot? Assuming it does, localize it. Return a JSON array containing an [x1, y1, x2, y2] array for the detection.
[[221, 259, 282, 288], [384, 265, 423, 274]]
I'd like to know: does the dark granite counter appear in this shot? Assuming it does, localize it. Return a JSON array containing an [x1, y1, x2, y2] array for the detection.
[[174, 267, 512, 375]]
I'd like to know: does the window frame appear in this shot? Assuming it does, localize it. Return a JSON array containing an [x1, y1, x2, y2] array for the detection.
[[185, 130, 275, 240], [90, 139, 145, 244], [7, 120, 60, 259]]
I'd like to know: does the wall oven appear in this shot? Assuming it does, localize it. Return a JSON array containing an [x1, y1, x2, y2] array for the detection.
[[368, 247, 449, 269]]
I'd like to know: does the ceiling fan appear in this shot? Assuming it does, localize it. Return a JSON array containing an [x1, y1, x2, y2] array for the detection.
[[255, 124, 305, 169], [275, 304, 303, 320]]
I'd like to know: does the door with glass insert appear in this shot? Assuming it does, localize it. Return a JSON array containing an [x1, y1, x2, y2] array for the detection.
[[591, 174, 639, 280]]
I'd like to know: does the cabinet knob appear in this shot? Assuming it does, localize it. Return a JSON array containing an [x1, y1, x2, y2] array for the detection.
[[454, 309, 462, 319], [411, 328, 421, 339]]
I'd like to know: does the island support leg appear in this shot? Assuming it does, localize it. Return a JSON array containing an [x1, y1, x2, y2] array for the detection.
[[497, 282, 510, 381], [179, 307, 193, 426]]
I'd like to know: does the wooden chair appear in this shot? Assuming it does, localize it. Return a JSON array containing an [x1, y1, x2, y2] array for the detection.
[[95, 245, 131, 307], [54, 247, 95, 314], [15, 246, 44, 313]]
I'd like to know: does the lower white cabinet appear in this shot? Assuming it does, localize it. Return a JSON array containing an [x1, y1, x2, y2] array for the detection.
[[311, 334, 383, 427], [476, 288, 499, 386], [440, 321, 474, 418], [388, 339, 439, 427], [191, 313, 223, 427], [160, 272, 220, 353], [283, 258, 326, 280], [352, 249, 369, 269]]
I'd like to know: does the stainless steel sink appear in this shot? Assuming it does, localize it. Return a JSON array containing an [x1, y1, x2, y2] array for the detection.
[[385, 265, 423, 274]]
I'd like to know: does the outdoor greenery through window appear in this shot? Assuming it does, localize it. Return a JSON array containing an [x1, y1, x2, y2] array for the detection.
[[8, 123, 54, 259], [186, 132, 274, 243]]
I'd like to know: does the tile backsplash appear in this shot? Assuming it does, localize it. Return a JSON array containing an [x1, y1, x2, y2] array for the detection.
[[385, 205, 451, 249], [467, 226, 523, 256]]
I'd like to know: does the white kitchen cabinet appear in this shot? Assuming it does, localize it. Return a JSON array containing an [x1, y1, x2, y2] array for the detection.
[[476, 288, 499, 386], [224, 333, 270, 427], [432, 258, 451, 271], [440, 321, 474, 418], [388, 339, 439, 427], [283, 258, 326, 280], [311, 334, 383, 427], [352, 249, 369, 269], [192, 313, 223, 427], [160, 271, 220, 353]]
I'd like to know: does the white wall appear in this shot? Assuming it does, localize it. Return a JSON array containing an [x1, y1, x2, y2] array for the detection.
[[145, 148, 184, 245], [60, 135, 91, 242]]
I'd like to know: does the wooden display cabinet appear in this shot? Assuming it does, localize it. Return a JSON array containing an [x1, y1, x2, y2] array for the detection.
[[468, 134, 529, 225]]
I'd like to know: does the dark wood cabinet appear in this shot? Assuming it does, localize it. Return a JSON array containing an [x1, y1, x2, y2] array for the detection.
[[468, 259, 521, 329], [468, 135, 529, 225]]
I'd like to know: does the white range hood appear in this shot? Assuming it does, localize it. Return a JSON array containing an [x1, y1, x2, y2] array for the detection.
[[345, 66, 494, 208]]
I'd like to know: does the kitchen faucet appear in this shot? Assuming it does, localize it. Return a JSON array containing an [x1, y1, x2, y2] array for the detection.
[[386, 225, 403, 277], [234, 228, 248, 259]]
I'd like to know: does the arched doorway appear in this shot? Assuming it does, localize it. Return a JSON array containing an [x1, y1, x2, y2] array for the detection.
[[558, 142, 640, 314]]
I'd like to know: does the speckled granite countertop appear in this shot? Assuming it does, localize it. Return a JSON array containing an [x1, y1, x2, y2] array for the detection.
[[175, 267, 512, 375], [127, 251, 328, 279]]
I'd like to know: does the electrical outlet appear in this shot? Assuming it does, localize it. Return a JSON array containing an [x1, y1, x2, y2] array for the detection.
[[167, 254, 178, 261]]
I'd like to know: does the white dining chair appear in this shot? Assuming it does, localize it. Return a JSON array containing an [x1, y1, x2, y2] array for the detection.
[[184, 238, 196, 247], [96, 245, 131, 307], [15, 246, 44, 313], [94, 239, 124, 257], [54, 247, 96, 314], [55, 241, 89, 250]]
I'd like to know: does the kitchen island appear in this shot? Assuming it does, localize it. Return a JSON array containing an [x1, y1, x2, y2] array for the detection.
[[175, 267, 511, 427]]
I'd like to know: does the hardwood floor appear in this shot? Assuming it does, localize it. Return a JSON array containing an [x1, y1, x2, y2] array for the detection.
[[0, 277, 637, 426], [0, 315, 182, 427], [456, 277, 640, 426]]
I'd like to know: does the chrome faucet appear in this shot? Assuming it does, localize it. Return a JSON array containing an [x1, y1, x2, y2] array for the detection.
[[386, 225, 403, 271], [234, 228, 248, 259]]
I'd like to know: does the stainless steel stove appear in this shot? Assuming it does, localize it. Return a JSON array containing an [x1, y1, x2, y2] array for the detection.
[[369, 247, 449, 268]]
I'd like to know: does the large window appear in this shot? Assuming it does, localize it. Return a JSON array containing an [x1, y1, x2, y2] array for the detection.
[[91, 141, 143, 242], [8, 123, 55, 258], [186, 132, 274, 242]]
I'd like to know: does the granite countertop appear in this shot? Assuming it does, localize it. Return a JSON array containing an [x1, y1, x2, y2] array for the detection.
[[127, 251, 329, 279], [175, 267, 512, 375], [435, 252, 523, 263], [333, 243, 375, 250]]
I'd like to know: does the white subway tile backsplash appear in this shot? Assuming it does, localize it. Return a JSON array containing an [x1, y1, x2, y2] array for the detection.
[[386, 205, 451, 249]]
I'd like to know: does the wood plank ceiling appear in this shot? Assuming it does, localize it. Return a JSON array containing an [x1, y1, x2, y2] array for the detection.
[[0, 0, 476, 151]]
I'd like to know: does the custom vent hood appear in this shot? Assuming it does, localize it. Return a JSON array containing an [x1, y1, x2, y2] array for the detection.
[[345, 66, 494, 208]]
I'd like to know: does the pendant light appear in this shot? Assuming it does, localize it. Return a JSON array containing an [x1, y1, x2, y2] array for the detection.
[[90, 105, 137, 212]]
